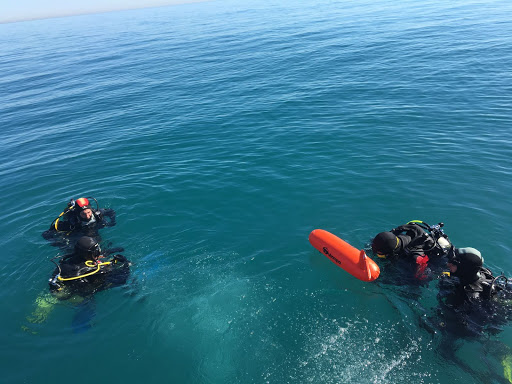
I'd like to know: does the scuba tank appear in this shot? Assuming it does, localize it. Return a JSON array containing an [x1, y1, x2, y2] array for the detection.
[[437, 237, 451, 252]]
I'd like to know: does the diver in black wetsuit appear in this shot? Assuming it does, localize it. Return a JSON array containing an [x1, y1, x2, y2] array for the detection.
[[435, 247, 512, 336], [49, 236, 130, 300], [424, 247, 512, 383], [42, 197, 116, 247], [445, 247, 495, 304], [371, 221, 452, 281]]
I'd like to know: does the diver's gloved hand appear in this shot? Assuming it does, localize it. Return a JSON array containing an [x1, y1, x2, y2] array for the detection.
[[112, 254, 128, 263]]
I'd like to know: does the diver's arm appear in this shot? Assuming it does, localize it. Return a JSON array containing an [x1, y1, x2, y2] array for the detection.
[[98, 208, 116, 227], [390, 226, 405, 235], [401, 224, 425, 239], [42, 220, 73, 239], [55, 220, 74, 232], [397, 224, 429, 252], [42, 228, 56, 240], [112, 254, 130, 264]]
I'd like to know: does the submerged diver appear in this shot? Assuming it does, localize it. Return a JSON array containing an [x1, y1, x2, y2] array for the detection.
[[436, 247, 512, 336], [24, 236, 130, 333], [42, 197, 116, 247], [49, 236, 130, 300], [371, 220, 452, 281], [422, 247, 512, 384]]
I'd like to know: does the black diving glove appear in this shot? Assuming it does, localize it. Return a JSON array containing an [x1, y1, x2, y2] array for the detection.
[[112, 254, 128, 263]]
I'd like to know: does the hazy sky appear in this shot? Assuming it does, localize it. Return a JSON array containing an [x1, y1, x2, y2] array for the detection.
[[1, 0, 202, 23]]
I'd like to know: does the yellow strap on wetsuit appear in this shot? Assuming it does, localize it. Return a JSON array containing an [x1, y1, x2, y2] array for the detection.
[[57, 260, 112, 281], [54, 210, 67, 231], [53, 206, 76, 232]]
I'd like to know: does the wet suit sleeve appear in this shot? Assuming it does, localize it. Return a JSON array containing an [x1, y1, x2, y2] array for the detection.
[[42, 218, 74, 240], [438, 278, 466, 308], [106, 254, 131, 286], [112, 254, 128, 263], [391, 224, 430, 270], [59, 262, 80, 277], [392, 224, 427, 250], [392, 224, 424, 239], [98, 209, 116, 227]]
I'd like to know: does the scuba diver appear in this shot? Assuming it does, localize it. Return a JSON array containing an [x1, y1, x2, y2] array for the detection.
[[436, 247, 512, 336], [24, 236, 130, 334], [49, 236, 131, 300], [42, 197, 116, 248], [422, 247, 512, 384], [371, 220, 452, 282]]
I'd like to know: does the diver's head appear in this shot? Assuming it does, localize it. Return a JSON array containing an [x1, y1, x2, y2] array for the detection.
[[371, 231, 399, 258], [75, 197, 93, 221], [75, 236, 101, 261], [448, 247, 483, 284]]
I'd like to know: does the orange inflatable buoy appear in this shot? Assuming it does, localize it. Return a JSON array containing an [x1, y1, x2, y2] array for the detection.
[[309, 229, 380, 282]]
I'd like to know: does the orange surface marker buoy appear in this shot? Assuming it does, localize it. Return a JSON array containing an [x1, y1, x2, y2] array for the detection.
[[309, 229, 380, 282]]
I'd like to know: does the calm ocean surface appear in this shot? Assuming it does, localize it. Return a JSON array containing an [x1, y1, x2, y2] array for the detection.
[[2, 0, 512, 382]]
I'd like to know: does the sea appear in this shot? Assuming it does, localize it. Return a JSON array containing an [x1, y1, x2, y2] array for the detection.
[[1, 0, 512, 382]]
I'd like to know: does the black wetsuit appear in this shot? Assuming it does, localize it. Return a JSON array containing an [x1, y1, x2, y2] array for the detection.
[[378, 223, 449, 285], [389, 223, 440, 260], [442, 267, 496, 304], [49, 252, 130, 299], [42, 208, 116, 246], [437, 268, 512, 336]]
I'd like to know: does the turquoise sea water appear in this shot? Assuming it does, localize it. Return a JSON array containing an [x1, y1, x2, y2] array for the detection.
[[2, 0, 512, 382]]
